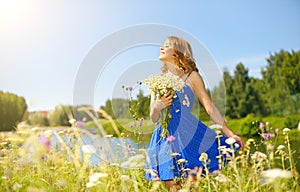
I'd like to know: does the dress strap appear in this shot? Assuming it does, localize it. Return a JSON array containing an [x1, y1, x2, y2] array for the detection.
[[184, 71, 193, 82]]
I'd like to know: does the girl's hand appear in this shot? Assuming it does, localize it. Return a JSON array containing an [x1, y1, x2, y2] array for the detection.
[[160, 92, 173, 107], [231, 135, 245, 146]]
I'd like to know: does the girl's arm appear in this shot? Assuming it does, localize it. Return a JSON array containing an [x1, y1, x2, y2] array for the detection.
[[149, 91, 173, 123], [189, 71, 245, 146]]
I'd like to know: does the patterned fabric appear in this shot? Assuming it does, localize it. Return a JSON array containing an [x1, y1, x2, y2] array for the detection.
[[145, 76, 240, 181]]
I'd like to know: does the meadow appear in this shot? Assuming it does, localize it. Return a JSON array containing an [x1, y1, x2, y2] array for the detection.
[[0, 114, 299, 192]]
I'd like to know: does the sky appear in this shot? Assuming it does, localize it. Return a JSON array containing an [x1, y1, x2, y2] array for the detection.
[[0, 0, 299, 112]]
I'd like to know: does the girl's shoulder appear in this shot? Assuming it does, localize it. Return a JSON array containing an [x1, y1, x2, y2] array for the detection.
[[187, 71, 206, 92], [188, 71, 203, 82]]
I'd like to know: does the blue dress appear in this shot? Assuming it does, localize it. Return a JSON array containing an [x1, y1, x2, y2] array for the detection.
[[145, 77, 240, 181]]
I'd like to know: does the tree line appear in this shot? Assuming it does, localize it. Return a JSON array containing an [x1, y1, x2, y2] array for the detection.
[[0, 49, 299, 131], [215, 49, 300, 118]]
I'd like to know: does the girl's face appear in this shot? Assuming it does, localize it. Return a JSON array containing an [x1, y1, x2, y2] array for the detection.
[[159, 40, 176, 63]]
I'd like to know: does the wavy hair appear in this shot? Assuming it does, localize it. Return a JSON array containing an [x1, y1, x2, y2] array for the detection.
[[161, 36, 198, 74]]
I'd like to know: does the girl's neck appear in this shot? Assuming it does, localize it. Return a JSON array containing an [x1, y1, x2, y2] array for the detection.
[[164, 62, 184, 77]]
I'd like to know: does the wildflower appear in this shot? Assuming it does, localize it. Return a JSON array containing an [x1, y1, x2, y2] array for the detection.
[[218, 146, 226, 150], [220, 147, 233, 154], [175, 109, 180, 113], [69, 119, 76, 125], [225, 137, 236, 145], [44, 130, 53, 138], [262, 168, 292, 184], [104, 134, 113, 138], [140, 117, 144, 122], [12, 182, 22, 191], [171, 152, 181, 157], [234, 143, 240, 149], [81, 145, 96, 154], [86, 172, 108, 188], [167, 135, 176, 142], [128, 86, 133, 91], [259, 122, 265, 129], [89, 172, 108, 182], [277, 145, 285, 150], [136, 121, 142, 127], [210, 124, 222, 130], [251, 151, 267, 160], [75, 121, 85, 127], [86, 181, 98, 188], [283, 128, 290, 133], [246, 138, 255, 145], [39, 136, 51, 150], [261, 133, 275, 140], [214, 174, 228, 183], [215, 132, 222, 137], [177, 158, 187, 164], [199, 152, 208, 162], [121, 175, 130, 180], [122, 147, 131, 153]]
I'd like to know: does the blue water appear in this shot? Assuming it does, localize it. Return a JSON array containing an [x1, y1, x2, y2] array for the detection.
[[50, 130, 149, 166]]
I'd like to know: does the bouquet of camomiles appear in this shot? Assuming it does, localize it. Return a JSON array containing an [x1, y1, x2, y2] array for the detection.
[[144, 72, 185, 139], [144, 72, 185, 98]]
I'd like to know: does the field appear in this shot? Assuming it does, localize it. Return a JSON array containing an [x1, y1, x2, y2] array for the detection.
[[0, 114, 299, 191]]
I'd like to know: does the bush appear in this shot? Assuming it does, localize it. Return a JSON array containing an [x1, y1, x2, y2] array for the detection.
[[240, 114, 262, 137], [284, 116, 299, 129]]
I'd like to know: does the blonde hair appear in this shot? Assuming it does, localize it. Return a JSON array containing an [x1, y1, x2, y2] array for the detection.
[[161, 36, 198, 74]]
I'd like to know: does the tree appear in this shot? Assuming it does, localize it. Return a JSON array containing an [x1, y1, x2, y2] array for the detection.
[[262, 50, 300, 115], [0, 91, 28, 131], [49, 105, 73, 126], [28, 112, 50, 126]]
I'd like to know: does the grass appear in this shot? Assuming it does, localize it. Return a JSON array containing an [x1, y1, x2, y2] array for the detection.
[[0, 114, 299, 191]]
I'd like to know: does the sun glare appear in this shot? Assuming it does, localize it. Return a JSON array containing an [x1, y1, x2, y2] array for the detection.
[[0, 0, 37, 33]]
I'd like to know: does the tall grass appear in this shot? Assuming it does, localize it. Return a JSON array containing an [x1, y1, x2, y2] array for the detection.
[[0, 109, 299, 191]]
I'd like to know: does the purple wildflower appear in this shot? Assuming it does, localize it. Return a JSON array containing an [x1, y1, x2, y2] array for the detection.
[[261, 133, 275, 140], [39, 136, 51, 149], [167, 135, 176, 142], [136, 121, 142, 128], [122, 147, 131, 153], [75, 121, 85, 127]]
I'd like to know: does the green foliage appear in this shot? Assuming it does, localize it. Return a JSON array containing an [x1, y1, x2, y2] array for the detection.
[[284, 116, 300, 129], [49, 105, 72, 126], [240, 114, 262, 137], [49, 105, 95, 126], [211, 50, 300, 118], [28, 112, 49, 126], [100, 89, 150, 120], [0, 91, 27, 131], [261, 50, 300, 115]]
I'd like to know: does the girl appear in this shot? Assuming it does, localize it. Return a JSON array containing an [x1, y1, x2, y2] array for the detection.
[[145, 36, 244, 191]]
